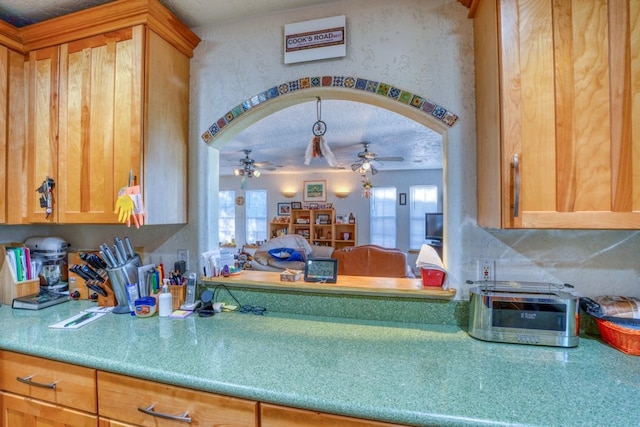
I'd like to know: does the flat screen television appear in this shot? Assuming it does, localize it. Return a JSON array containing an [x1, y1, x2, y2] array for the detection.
[[425, 213, 443, 241]]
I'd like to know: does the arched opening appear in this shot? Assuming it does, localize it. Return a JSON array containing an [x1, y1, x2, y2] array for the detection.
[[204, 76, 457, 268]]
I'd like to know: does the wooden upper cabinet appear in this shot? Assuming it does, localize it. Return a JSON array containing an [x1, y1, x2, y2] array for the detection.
[[15, 0, 199, 224], [475, 0, 640, 229], [57, 28, 143, 223], [25, 46, 59, 223]]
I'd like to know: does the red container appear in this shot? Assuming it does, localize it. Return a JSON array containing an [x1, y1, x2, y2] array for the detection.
[[420, 268, 445, 287]]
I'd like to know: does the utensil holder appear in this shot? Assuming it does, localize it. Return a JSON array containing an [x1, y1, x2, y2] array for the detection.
[[169, 285, 185, 311]]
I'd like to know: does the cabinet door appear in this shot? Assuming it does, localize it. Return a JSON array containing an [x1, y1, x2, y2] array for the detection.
[[57, 27, 143, 223], [25, 45, 58, 223], [97, 371, 257, 426], [476, 0, 640, 229], [0, 350, 97, 413], [5, 46, 28, 224], [261, 403, 407, 427], [1, 392, 97, 427]]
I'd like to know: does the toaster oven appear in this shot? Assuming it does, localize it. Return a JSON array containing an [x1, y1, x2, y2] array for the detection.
[[468, 281, 579, 348]]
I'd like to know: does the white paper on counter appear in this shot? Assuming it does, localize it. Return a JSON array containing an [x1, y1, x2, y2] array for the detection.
[[49, 310, 109, 330]]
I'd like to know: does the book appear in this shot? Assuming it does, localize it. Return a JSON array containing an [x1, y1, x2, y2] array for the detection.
[[12, 292, 70, 310]]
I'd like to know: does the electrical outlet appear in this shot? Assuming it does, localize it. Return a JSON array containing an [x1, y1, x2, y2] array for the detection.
[[477, 260, 494, 282], [177, 249, 189, 272]]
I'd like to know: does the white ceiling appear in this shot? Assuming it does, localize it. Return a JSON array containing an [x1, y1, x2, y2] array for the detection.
[[0, 0, 444, 176]]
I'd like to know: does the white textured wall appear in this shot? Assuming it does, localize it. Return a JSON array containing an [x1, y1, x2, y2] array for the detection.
[[3, 0, 638, 300], [189, 0, 640, 300]]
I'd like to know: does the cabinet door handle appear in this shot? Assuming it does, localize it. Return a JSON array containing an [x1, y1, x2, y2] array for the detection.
[[16, 374, 57, 389], [138, 404, 192, 423], [513, 154, 520, 218]]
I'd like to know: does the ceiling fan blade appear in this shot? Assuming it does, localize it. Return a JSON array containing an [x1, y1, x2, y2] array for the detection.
[[260, 165, 278, 171], [253, 161, 273, 167], [375, 156, 404, 162], [240, 175, 247, 189]]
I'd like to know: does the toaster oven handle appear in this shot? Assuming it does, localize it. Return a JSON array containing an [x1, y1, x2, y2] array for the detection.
[[513, 154, 520, 218]]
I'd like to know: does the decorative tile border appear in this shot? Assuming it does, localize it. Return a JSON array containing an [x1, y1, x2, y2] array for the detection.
[[201, 76, 459, 143]]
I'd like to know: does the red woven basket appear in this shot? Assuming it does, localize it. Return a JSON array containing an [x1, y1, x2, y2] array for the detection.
[[595, 318, 640, 356]]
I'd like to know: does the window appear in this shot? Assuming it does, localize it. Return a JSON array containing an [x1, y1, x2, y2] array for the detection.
[[409, 185, 439, 250], [246, 190, 268, 244], [218, 190, 236, 245], [369, 186, 397, 248]]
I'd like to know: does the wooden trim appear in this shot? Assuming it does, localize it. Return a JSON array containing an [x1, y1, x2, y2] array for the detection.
[[608, 0, 633, 212], [203, 271, 456, 300], [522, 211, 640, 229], [0, 20, 22, 53], [19, 0, 200, 57]]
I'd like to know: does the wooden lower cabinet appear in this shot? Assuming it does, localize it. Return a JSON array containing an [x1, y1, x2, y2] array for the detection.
[[1, 392, 97, 426], [97, 371, 257, 426], [260, 403, 408, 427], [0, 350, 97, 414]]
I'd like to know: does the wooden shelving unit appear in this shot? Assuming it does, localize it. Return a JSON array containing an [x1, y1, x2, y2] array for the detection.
[[279, 208, 356, 249]]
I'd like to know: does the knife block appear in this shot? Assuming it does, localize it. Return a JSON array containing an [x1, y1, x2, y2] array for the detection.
[[67, 251, 116, 307]]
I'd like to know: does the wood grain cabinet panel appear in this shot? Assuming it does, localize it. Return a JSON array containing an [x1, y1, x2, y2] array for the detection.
[[1, 392, 97, 427], [97, 371, 258, 426], [0, 350, 97, 414], [475, 0, 640, 229], [260, 403, 409, 427]]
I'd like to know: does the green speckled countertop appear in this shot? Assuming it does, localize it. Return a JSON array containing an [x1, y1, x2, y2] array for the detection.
[[1, 300, 639, 427]]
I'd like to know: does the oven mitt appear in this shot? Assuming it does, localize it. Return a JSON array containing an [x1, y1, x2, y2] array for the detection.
[[114, 193, 134, 224], [126, 185, 145, 228]]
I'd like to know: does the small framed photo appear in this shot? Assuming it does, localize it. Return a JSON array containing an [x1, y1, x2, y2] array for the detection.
[[317, 214, 330, 224], [277, 202, 291, 216], [303, 180, 327, 202], [291, 201, 302, 210], [325, 203, 333, 209], [335, 214, 345, 224], [399, 193, 407, 205], [309, 202, 319, 209]]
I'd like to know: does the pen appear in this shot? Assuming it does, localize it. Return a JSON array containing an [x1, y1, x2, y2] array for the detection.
[[64, 312, 95, 328]]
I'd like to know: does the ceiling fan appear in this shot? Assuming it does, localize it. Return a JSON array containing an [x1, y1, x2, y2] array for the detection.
[[233, 149, 277, 188], [350, 142, 404, 175]]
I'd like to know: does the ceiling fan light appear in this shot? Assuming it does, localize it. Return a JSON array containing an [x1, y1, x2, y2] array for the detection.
[[253, 170, 261, 178], [234, 169, 243, 176], [350, 163, 360, 171], [361, 161, 371, 171], [371, 165, 379, 175]]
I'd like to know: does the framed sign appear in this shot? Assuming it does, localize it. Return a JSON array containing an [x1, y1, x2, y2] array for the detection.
[[303, 180, 326, 202]]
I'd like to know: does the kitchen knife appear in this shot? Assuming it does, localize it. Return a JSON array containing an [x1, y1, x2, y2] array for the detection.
[[81, 264, 105, 282], [86, 283, 108, 297], [113, 244, 126, 265], [100, 244, 118, 268], [70, 265, 93, 282], [115, 237, 128, 261], [99, 249, 115, 269], [89, 253, 108, 269], [124, 236, 136, 259]]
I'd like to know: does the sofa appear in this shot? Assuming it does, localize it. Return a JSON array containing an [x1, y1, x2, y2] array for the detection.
[[251, 235, 334, 272], [331, 245, 415, 278]]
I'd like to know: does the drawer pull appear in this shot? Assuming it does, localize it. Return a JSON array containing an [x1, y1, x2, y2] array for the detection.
[[16, 374, 58, 390], [138, 404, 192, 423]]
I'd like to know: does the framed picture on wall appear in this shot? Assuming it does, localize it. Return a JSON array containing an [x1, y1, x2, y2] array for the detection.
[[291, 201, 302, 209], [277, 202, 291, 216], [303, 180, 327, 202]]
